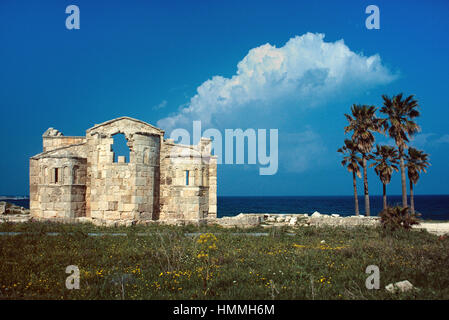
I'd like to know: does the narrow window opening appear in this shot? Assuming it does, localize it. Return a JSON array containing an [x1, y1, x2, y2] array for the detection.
[[54, 168, 59, 183], [185, 170, 190, 186], [112, 133, 130, 163]]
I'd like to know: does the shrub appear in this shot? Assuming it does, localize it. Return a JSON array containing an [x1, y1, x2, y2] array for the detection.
[[379, 206, 420, 231]]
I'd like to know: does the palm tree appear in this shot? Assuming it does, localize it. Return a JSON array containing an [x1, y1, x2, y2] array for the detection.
[[338, 139, 362, 215], [344, 104, 385, 216], [370, 145, 399, 210], [406, 147, 430, 215], [380, 93, 420, 208]]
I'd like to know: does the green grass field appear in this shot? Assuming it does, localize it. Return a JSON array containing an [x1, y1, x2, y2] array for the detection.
[[1, 221, 448, 300]]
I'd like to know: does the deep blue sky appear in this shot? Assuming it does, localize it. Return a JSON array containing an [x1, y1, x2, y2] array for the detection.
[[1, 0, 448, 196]]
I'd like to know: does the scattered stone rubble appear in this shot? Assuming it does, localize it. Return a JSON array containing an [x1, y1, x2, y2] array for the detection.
[[200, 212, 379, 228], [1, 208, 380, 228], [0, 202, 30, 223], [0, 201, 30, 215], [385, 280, 415, 293], [3, 207, 449, 239]]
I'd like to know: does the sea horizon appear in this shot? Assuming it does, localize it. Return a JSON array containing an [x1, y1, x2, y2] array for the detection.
[[4, 194, 449, 221], [3, 193, 449, 198]]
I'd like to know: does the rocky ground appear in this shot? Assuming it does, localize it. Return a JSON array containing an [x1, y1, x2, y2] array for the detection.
[[0, 201, 30, 217], [210, 211, 380, 228], [1, 203, 448, 236], [214, 212, 449, 235]]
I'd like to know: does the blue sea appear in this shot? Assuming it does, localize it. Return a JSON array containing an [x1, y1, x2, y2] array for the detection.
[[4, 195, 449, 221], [218, 195, 449, 221]]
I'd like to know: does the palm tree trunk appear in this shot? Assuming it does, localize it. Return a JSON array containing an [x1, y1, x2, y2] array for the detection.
[[352, 171, 359, 216], [400, 155, 408, 208], [362, 156, 370, 216], [410, 180, 415, 215], [383, 183, 387, 210]]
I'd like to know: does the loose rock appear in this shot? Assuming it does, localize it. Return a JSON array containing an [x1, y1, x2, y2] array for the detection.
[[385, 280, 415, 293], [311, 211, 321, 218], [276, 216, 285, 222], [0, 202, 30, 215]]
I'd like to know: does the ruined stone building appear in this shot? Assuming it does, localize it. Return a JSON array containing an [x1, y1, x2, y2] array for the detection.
[[29, 117, 217, 222]]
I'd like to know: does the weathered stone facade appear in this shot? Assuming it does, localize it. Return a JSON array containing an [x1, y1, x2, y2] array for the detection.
[[30, 117, 217, 223]]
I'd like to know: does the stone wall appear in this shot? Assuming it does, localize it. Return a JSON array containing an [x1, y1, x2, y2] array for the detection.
[[208, 156, 217, 218], [85, 118, 163, 221], [30, 155, 87, 218], [159, 138, 216, 221], [43, 136, 86, 152]]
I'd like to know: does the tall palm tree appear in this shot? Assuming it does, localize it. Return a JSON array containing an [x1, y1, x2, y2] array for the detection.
[[406, 147, 430, 215], [380, 93, 420, 208], [344, 104, 385, 216], [370, 145, 399, 210], [338, 139, 362, 215]]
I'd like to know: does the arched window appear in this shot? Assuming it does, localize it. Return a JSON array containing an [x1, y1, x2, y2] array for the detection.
[[112, 133, 130, 163]]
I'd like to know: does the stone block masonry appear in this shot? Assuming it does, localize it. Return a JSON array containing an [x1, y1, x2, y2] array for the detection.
[[29, 117, 217, 223]]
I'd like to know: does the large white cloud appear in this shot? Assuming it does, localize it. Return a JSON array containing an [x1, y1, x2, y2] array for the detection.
[[158, 32, 396, 131]]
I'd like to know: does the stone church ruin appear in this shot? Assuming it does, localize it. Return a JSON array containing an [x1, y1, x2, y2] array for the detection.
[[29, 117, 217, 224]]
